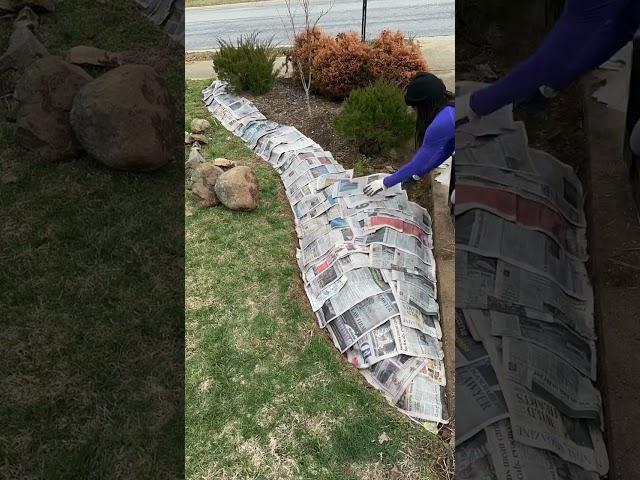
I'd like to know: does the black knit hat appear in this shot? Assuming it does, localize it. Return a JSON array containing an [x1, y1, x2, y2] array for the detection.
[[404, 72, 447, 107]]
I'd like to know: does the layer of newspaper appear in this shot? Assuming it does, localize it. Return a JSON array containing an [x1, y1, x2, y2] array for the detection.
[[455, 81, 609, 478], [203, 80, 448, 430]]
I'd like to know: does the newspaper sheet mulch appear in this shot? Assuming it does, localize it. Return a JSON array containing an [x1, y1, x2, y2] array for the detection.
[[455, 81, 608, 479], [202, 80, 449, 431], [134, 0, 184, 45]]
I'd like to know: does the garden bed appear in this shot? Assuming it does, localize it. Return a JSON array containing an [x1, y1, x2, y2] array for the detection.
[[246, 77, 434, 210]]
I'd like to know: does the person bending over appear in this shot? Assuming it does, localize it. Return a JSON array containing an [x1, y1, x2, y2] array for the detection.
[[364, 72, 455, 196]]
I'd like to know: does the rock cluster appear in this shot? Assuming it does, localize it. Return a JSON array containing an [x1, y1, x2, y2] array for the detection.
[[2, 6, 176, 171], [185, 147, 259, 211]]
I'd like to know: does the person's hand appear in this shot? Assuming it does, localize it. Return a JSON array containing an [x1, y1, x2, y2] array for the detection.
[[456, 93, 480, 126], [363, 179, 386, 196]]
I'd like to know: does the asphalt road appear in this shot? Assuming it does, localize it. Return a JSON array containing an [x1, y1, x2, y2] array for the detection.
[[185, 0, 454, 50]]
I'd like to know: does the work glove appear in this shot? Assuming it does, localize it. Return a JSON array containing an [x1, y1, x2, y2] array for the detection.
[[455, 93, 480, 126], [363, 178, 386, 196]]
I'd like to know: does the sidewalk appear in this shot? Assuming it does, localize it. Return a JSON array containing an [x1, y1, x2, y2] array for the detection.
[[185, 35, 455, 89]]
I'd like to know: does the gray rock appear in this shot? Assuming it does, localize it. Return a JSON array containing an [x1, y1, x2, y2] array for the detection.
[[0, 8, 48, 73], [192, 162, 224, 207], [70, 64, 175, 172], [189, 133, 208, 144], [214, 165, 259, 211], [64, 46, 123, 68], [13, 56, 91, 160], [185, 142, 205, 187], [214, 157, 235, 168], [190, 118, 210, 133]]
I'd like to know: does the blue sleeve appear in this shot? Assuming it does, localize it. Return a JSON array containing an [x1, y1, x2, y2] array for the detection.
[[470, 0, 640, 116], [383, 106, 455, 188]]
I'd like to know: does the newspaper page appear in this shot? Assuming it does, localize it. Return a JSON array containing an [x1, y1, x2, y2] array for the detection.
[[295, 208, 346, 239], [455, 181, 588, 260], [393, 280, 440, 317], [303, 253, 370, 311], [456, 251, 594, 339], [326, 291, 400, 351], [241, 120, 281, 149], [457, 147, 586, 227], [280, 150, 336, 184], [269, 138, 322, 166], [485, 419, 600, 480], [256, 128, 309, 160], [490, 311, 597, 380], [457, 123, 537, 175], [344, 206, 432, 235], [369, 244, 436, 280], [317, 268, 390, 324], [457, 431, 498, 480], [456, 309, 491, 368], [345, 317, 444, 368], [358, 227, 433, 263], [348, 211, 431, 245], [502, 379, 609, 475], [502, 337, 602, 420], [398, 299, 441, 339], [254, 126, 302, 158], [396, 364, 449, 423], [360, 354, 425, 403], [456, 356, 510, 445], [456, 209, 591, 300], [390, 270, 437, 298], [301, 242, 365, 278], [298, 228, 354, 267]]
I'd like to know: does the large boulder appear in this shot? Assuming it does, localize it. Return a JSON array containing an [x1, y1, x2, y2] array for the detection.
[[13, 56, 91, 160], [70, 64, 175, 172], [192, 162, 224, 207], [214, 166, 259, 211]]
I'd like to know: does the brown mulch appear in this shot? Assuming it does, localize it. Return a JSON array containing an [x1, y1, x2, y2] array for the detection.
[[456, 10, 589, 179], [246, 78, 432, 208]]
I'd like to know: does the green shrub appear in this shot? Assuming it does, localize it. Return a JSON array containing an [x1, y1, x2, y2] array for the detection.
[[335, 81, 415, 155], [213, 33, 279, 95]]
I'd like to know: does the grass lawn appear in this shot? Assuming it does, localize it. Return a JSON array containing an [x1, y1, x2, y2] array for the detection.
[[187, 0, 264, 7], [185, 80, 451, 479], [1, 2, 184, 478]]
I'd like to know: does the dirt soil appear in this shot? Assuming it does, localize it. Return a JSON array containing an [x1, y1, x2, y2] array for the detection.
[[247, 78, 432, 208], [456, 8, 589, 175]]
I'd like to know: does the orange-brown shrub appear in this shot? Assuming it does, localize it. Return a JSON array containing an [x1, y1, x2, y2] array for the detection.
[[312, 32, 371, 100], [289, 27, 429, 99], [288, 26, 330, 79], [370, 30, 428, 87]]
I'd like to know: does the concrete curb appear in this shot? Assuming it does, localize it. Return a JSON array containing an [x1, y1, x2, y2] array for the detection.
[[583, 64, 640, 479]]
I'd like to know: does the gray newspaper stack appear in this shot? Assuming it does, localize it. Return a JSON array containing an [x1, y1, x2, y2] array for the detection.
[[134, 0, 184, 45], [202, 80, 449, 431], [455, 82, 608, 479]]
